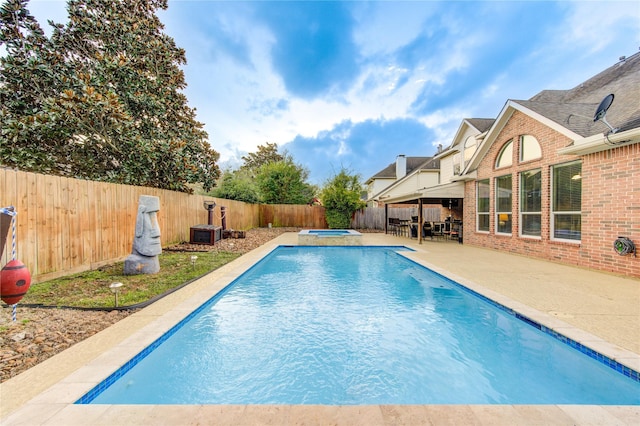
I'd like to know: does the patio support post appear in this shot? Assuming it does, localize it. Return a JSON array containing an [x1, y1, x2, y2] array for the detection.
[[384, 204, 388, 234], [418, 198, 423, 244]]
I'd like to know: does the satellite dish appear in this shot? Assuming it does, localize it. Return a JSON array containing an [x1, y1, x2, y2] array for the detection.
[[593, 93, 618, 133]]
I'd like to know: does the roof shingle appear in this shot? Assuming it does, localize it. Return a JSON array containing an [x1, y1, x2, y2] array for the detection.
[[522, 52, 640, 137]]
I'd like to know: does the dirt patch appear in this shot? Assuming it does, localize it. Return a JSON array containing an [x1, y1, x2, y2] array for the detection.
[[0, 309, 131, 382], [0, 227, 301, 382]]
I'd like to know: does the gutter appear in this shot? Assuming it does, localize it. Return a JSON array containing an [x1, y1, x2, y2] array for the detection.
[[451, 170, 477, 182], [558, 128, 640, 156]]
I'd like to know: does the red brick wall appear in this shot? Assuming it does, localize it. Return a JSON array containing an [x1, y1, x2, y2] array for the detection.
[[462, 110, 639, 278], [581, 143, 640, 276]]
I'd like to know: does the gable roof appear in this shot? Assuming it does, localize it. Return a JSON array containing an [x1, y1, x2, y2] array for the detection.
[[366, 156, 434, 181], [367, 156, 441, 202], [464, 52, 640, 173], [524, 52, 640, 136], [440, 118, 496, 158], [466, 118, 495, 134]]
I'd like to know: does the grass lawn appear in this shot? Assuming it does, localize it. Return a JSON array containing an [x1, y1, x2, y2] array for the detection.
[[21, 251, 241, 309]]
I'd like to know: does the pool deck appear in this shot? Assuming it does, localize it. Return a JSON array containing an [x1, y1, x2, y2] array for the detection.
[[1, 232, 639, 425]]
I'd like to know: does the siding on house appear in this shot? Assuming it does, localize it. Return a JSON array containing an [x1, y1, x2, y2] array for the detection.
[[439, 155, 455, 184]]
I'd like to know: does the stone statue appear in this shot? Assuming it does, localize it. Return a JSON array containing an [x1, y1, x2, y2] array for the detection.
[[124, 195, 162, 275]]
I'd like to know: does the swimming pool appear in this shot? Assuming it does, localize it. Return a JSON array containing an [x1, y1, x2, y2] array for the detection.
[[79, 246, 640, 405], [298, 229, 362, 245], [307, 229, 353, 235]]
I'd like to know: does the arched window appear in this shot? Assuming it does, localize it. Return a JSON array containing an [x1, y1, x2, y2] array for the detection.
[[520, 135, 541, 162], [495, 139, 513, 169], [464, 135, 476, 167]]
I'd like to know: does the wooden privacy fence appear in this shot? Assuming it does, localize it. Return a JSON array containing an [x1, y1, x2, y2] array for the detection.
[[0, 168, 265, 282], [1, 168, 444, 283], [1, 168, 334, 282], [260, 204, 327, 229]]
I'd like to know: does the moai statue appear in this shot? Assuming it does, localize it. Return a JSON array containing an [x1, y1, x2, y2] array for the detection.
[[124, 195, 162, 275]]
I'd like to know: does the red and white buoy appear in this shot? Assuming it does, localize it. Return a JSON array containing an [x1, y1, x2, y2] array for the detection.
[[1, 206, 31, 321], [1, 259, 31, 305]]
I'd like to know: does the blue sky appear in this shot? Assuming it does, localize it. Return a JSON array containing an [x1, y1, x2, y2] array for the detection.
[[25, 0, 640, 185]]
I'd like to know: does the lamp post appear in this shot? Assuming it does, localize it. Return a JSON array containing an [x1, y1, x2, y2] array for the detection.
[[190, 255, 198, 269], [110, 282, 123, 307]]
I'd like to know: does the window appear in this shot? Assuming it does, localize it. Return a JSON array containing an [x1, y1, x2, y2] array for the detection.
[[477, 179, 490, 232], [495, 140, 513, 168], [453, 153, 461, 175], [520, 135, 541, 162], [520, 169, 541, 237], [552, 162, 581, 241], [464, 135, 476, 167], [495, 175, 512, 234]]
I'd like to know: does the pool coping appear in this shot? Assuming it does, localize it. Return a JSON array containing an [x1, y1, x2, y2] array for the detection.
[[298, 229, 363, 246], [397, 251, 639, 383], [1, 233, 639, 425]]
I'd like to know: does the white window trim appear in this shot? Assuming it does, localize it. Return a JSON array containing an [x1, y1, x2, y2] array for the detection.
[[495, 139, 513, 169], [520, 212, 541, 239], [495, 174, 512, 236], [519, 169, 542, 239], [476, 179, 490, 233], [550, 162, 582, 244], [519, 134, 542, 163], [550, 211, 582, 244]]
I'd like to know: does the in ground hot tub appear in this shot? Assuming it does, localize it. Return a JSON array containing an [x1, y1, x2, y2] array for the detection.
[[298, 229, 362, 246]]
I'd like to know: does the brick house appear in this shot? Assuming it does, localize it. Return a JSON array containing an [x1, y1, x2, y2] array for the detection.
[[457, 53, 640, 278]]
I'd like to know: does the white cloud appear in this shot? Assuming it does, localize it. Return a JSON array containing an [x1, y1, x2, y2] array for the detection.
[[13, 1, 640, 185], [559, 1, 640, 55]]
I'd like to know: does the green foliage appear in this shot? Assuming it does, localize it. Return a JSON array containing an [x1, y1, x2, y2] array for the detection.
[[256, 159, 316, 204], [0, 0, 220, 192], [209, 169, 260, 203], [240, 142, 283, 173], [208, 144, 316, 205], [320, 168, 366, 229]]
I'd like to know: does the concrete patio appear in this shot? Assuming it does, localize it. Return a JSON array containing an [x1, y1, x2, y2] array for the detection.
[[1, 232, 639, 425]]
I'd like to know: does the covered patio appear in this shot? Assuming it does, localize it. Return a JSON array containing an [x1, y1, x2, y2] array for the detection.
[[376, 181, 465, 244]]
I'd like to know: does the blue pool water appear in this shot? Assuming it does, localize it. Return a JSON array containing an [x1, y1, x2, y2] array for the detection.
[[306, 229, 353, 236], [82, 246, 640, 405]]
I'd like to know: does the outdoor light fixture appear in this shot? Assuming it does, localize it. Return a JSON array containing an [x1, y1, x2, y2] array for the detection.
[[190, 255, 198, 269], [110, 282, 123, 307]]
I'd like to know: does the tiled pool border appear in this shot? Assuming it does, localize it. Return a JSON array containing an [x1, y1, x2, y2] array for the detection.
[[76, 246, 411, 404], [298, 229, 363, 246], [400, 253, 640, 383], [76, 245, 639, 405]]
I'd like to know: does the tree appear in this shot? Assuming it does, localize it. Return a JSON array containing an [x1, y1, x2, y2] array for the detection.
[[0, 0, 220, 192], [320, 168, 366, 228], [256, 159, 316, 204], [240, 142, 283, 173], [209, 169, 260, 204], [0, 0, 78, 173]]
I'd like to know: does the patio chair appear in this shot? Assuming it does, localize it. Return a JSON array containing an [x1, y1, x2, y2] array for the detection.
[[450, 222, 461, 242], [432, 222, 444, 239], [398, 219, 410, 237], [423, 221, 433, 239], [387, 217, 399, 235], [442, 221, 451, 239]]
